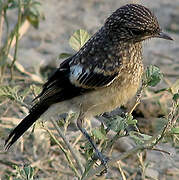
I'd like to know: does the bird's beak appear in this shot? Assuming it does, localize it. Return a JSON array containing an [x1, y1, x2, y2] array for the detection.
[[156, 32, 173, 40]]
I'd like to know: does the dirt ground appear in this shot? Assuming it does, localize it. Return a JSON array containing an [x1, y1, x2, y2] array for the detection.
[[0, 0, 179, 179]]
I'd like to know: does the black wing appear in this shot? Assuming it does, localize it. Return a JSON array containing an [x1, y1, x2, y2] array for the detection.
[[5, 27, 122, 148], [35, 56, 119, 105], [37, 29, 122, 102]]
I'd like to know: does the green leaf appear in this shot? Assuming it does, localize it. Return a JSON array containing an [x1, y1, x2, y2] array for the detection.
[[92, 128, 107, 140], [83, 141, 93, 160], [69, 29, 90, 51], [27, 14, 39, 29], [84, 141, 93, 150], [7, 0, 19, 9], [102, 115, 127, 133], [13, 165, 35, 180], [173, 93, 179, 102], [21, 87, 30, 98], [26, 1, 44, 29], [170, 127, 179, 134], [126, 114, 138, 125], [100, 123, 106, 135], [145, 65, 163, 87], [23, 166, 34, 179], [129, 131, 152, 145], [58, 53, 73, 59], [0, 86, 21, 102], [81, 160, 94, 179]]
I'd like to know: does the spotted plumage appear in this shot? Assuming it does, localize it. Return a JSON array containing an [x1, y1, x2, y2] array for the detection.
[[5, 3, 172, 158]]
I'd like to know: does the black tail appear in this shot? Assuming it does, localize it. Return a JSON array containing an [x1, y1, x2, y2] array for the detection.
[[5, 103, 49, 150]]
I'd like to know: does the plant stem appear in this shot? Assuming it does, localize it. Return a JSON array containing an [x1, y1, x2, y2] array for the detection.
[[44, 126, 81, 178], [50, 118, 84, 175], [84, 145, 145, 179], [10, 0, 22, 79], [0, 8, 4, 48]]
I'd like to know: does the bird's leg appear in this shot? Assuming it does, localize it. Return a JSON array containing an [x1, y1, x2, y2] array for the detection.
[[76, 111, 108, 167]]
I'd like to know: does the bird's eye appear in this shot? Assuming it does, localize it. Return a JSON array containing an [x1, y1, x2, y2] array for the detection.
[[131, 29, 142, 36]]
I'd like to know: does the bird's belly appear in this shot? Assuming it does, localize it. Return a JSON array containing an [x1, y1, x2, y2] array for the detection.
[[42, 72, 142, 121], [78, 78, 140, 118]]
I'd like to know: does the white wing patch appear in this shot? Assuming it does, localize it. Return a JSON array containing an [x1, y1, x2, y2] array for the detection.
[[70, 65, 89, 85], [69, 64, 118, 88]]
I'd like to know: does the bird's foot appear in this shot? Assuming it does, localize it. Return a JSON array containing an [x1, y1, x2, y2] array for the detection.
[[97, 151, 109, 166], [92, 151, 109, 175]]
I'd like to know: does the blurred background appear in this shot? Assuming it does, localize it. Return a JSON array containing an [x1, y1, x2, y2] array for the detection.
[[0, 0, 178, 179], [13, 0, 179, 69]]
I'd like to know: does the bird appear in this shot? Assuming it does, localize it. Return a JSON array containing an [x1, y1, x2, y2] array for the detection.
[[5, 4, 173, 166]]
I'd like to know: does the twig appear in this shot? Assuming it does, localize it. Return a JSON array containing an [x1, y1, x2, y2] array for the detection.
[[10, 19, 30, 48], [10, 0, 22, 79], [148, 148, 170, 155], [8, 54, 43, 83], [0, 159, 20, 168], [43, 125, 81, 178], [129, 84, 146, 114], [0, 8, 4, 48], [84, 145, 146, 179], [50, 118, 84, 175], [137, 152, 146, 179], [151, 101, 179, 147], [0, 9, 30, 82], [84, 104, 179, 179], [15, 99, 29, 110], [72, 133, 83, 147], [117, 161, 127, 180], [84, 140, 172, 179]]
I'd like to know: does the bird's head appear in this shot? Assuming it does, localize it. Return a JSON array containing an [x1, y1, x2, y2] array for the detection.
[[105, 4, 173, 42]]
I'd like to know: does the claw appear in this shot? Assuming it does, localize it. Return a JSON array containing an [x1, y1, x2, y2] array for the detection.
[[97, 151, 109, 166], [93, 151, 109, 176]]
